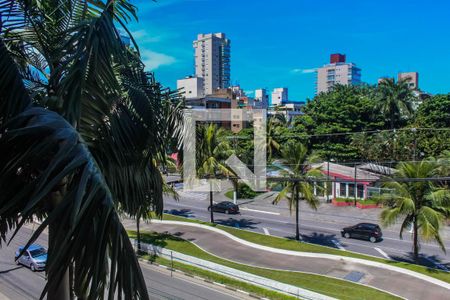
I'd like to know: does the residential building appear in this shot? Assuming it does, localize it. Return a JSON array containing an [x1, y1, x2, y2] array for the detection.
[[177, 76, 204, 99], [316, 54, 361, 94], [193, 33, 231, 95], [268, 101, 304, 122], [254, 89, 269, 109], [271, 88, 288, 106], [398, 72, 419, 90]]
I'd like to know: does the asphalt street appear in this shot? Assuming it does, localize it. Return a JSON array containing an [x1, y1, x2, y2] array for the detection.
[[0, 225, 246, 300], [164, 189, 450, 270]]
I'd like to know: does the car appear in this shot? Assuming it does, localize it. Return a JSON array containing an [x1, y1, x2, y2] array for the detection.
[[208, 201, 239, 214], [15, 244, 47, 271], [341, 223, 382, 243]]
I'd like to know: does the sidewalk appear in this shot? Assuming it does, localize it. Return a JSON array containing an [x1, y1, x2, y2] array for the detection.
[[131, 220, 450, 300]]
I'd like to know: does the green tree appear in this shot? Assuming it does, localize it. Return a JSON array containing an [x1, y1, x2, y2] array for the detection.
[[380, 160, 450, 262], [0, 1, 181, 298], [300, 84, 383, 161], [376, 78, 414, 129], [413, 94, 450, 157], [272, 142, 321, 241], [196, 124, 233, 222]]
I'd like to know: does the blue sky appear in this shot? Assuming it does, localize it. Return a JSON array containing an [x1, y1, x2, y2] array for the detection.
[[129, 0, 450, 101]]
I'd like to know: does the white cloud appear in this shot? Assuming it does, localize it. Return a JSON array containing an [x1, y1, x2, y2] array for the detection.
[[291, 68, 317, 74], [244, 90, 255, 96], [141, 50, 176, 70]]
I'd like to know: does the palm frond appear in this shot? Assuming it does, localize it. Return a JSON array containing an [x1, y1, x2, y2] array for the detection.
[[0, 107, 149, 299]]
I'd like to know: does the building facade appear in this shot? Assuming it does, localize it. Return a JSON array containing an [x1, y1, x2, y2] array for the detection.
[[254, 89, 269, 109], [316, 54, 361, 94], [177, 76, 204, 99], [193, 33, 231, 95], [271, 88, 288, 106], [398, 72, 419, 90]]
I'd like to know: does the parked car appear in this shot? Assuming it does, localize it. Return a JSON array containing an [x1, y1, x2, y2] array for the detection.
[[208, 201, 239, 214], [15, 244, 47, 271], [341, 223, 382, 243]]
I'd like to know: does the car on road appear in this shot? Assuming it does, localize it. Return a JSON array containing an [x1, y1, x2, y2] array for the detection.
[[341, 223, 382, 243], [15, 244, 47, 271], [208, 201, 239, 214]]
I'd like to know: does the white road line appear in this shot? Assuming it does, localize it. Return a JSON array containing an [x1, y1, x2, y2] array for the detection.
[[332, 239, 346, 251], [239, 207, 280, 215], [375, 247, 391, 259], [263, 228, 270, 235]]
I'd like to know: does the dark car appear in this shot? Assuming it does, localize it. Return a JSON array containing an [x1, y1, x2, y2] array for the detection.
[[341, 223, 382, 243], [208, 201, 239, 214]]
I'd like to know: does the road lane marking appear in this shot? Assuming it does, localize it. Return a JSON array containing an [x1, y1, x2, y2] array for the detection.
[[332, 239, 346, 251], [239, 207, 280, 215], [263, 228, 270, 235], [375, 247, 391, 259]]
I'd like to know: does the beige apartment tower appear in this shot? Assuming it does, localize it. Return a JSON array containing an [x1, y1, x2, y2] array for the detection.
[[194, 33, 231, 95], [316, 54, 361, 94]]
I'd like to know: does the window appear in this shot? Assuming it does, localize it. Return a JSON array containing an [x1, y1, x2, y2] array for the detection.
[[340, 183, 346, 197]]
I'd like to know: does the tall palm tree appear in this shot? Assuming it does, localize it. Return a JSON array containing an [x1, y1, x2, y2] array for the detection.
[[377, 78, 414, 129], [196, 124, 233, 223], [0, 1, 182, 298], [379, 160, 450, 262], [272, 142, 321, 241]]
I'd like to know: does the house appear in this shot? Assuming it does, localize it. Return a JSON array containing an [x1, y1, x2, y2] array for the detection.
[[311, 162, 382, 200]]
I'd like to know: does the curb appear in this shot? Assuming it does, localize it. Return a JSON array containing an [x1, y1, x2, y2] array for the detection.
[[137, 257, 270, 300], [151, 220, 450, 291]]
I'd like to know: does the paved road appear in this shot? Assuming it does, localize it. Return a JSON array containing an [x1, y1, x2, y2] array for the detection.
[[164, 189, 450, 269], [0, 225, 245, 300], [140, 222, 450, 300]]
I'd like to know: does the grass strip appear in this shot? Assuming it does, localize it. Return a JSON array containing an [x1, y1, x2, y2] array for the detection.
[[141, 255, 297, 300], [129, 230, 400, 300], [160, 213, 450, 284]]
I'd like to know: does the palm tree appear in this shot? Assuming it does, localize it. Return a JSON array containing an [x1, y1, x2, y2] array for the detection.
[[267, 114, 285, 161], [379, 160, 450, 262], [272, 142, 321, 241], [196, 124, 233, 223], [0, 1, 182, 298], [377, 78, 414, 129]]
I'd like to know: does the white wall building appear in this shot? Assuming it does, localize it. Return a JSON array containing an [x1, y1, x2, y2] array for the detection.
[[254, 89, 269, 109], [316, 54, 361, 94], [271, 88, 288, 106], [177, 76, 204, 99], [194, 33, 231, 95]]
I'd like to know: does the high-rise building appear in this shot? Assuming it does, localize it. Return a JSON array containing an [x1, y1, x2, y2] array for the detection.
[[271, 88, 288, 106], [177, 76, 204, 99], [194, 33, 231, 95], [316, 54, 361, 94], [398, 72, 419, 90], [254, 89, 269, 109]]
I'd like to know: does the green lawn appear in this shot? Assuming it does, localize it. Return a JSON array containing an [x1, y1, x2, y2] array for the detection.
[[141, 255, 298, 300], [129, 230, 400, 300], [160, 213, 450, 284]]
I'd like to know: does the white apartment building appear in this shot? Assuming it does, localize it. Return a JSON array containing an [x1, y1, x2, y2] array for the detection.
[[271, 88, 288, 106], [254, 89, 269, 109], [194, 33, 231, 95], [316, 54, 361, 94], [176, 76, 204, 99]]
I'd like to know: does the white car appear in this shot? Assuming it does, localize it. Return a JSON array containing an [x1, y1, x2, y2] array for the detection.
[[15, 244, 47, 271]]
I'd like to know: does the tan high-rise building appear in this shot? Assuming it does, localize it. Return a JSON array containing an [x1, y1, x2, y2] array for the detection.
[[398, 72, 419, 90], [316, 54, 361, 94], [194, 33, 231, 95]]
